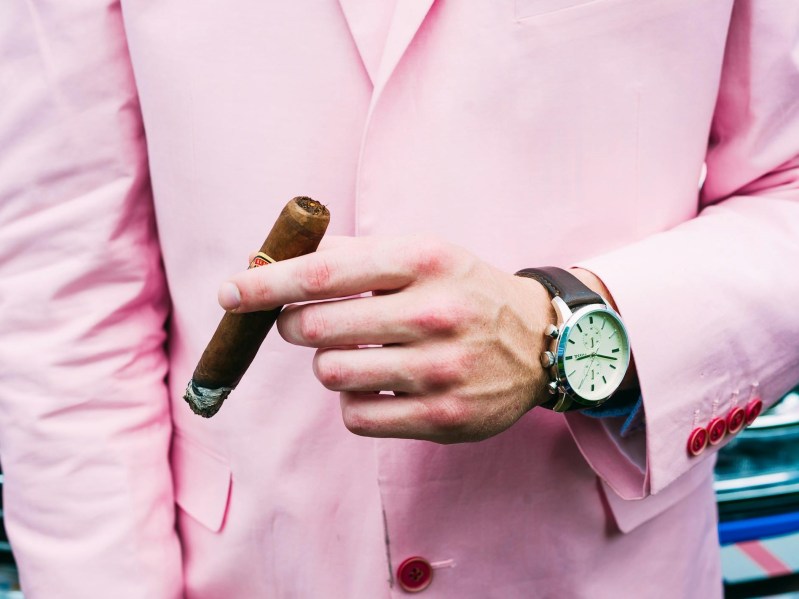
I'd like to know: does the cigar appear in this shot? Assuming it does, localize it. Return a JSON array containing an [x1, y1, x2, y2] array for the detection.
[[184, 196, 330, 418]]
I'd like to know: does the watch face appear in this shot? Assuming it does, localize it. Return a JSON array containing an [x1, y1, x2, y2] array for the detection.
[[558, 307, 630, 403]]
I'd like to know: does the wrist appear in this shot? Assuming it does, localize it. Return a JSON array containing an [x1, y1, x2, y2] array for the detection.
[[515, 266, 634, 409]]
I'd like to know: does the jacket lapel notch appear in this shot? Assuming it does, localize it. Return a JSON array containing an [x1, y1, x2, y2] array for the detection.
[[371, 0, 436, 105]]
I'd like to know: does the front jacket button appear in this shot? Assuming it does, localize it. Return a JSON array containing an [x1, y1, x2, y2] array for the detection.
[[397, 556, 433, 593]]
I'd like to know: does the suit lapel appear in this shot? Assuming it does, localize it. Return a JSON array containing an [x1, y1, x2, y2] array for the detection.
[[337, 0, 391, 85], [337, 0, 436, 97], [371, 0, 436, 102]]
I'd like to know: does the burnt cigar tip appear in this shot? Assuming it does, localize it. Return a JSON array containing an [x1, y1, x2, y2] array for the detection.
[[184, 380, 233, 418], [292, 196, 329, 217]]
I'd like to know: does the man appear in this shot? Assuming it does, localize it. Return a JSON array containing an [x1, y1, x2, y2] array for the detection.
[[1, 0, 798, 597]]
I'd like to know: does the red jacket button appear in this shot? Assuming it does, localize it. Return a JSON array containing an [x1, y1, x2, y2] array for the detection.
[[726, 406, 746, 434], [687, 427, 708, 456], [397, 557, 433, 593], [745, 398, 763, 425], [707, 417, 727, 445]]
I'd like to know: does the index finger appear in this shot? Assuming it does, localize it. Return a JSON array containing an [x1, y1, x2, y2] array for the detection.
[[220, 237, 415, 312]]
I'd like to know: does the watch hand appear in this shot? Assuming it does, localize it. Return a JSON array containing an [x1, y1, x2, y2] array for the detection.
[[594, 355, 617, 360], [578, 342, 601, 390], [574, 346, 601, 361]]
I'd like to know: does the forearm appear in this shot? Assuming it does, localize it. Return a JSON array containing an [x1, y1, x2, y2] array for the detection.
[[1, 1, 182, 595]]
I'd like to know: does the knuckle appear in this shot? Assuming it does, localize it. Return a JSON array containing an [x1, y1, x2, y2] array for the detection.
[[300, 257, 334, 296], [419, 353, 463, 389], [410, 298, 480, 336], [410, 303, 460, 335], [314, 352, 347, 389], [298, 308, 327, 344], [407, 235, 454, 275], [425, 398, 470, 434]]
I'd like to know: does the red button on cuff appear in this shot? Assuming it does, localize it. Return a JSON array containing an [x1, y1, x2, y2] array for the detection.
[[726, 406, 746, 435], [745, 398, 763, 425], [687, 427, 708, 456], [707, 417, 727, 445], [398, 557, 433, 593]]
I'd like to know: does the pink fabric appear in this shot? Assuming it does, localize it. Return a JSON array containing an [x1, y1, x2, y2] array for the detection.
[[2, 0, 798, 597], [339, 0, 399, 82]]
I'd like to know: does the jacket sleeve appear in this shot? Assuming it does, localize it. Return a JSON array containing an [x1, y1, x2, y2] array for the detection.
[[565, 1, 799, 502], [0, 1, 181, 596]]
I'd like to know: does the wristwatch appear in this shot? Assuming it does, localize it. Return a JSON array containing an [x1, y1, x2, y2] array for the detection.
[[515, 267, 631, 412]]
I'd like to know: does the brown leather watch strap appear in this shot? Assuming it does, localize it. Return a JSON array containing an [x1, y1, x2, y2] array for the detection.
[[515, 267, 604, 309]]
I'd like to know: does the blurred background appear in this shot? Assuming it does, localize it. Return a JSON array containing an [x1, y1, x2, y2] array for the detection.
[[717, 386, 799, 598]]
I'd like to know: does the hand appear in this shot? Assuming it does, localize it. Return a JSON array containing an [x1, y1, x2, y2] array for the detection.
[[218, 235, 554, 443]]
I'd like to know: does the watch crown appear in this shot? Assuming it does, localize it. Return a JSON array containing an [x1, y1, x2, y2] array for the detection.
[[545, 324, 559, 339], [547, 380, 559, 395], [540, 351, 556, 368]]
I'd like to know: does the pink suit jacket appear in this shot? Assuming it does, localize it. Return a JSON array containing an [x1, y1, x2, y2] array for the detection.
[[2, 0, 799, 597]]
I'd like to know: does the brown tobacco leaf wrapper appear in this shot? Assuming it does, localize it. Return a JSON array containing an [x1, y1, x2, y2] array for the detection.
[[184, 196, 330, 417]]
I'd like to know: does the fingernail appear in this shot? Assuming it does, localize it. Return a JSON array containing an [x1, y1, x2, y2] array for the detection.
[[218, 282, 242, 311]]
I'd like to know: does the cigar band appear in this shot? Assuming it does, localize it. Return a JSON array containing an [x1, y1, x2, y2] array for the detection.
[[249, 252, 276, 269]]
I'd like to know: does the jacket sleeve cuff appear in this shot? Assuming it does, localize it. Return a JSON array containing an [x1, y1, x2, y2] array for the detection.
[[564, 409, 649, 500]]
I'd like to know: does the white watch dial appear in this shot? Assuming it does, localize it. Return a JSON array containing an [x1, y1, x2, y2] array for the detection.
[[561, 309, 630, 402]]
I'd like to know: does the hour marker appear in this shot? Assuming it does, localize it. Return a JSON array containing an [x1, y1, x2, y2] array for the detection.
[[608, 331, 616, 339], [568, 339, 576, 344], [565, 356, 573, 360], [568, 370, 576, 377], [609, 365, 617, 370], [601, 321, 606, 330], [577, 324, 583, 333], [602, 376, 607, 383], [591, 384, 594, 391], [589, 316, 593, 324], [612, 348, 620, 353]]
